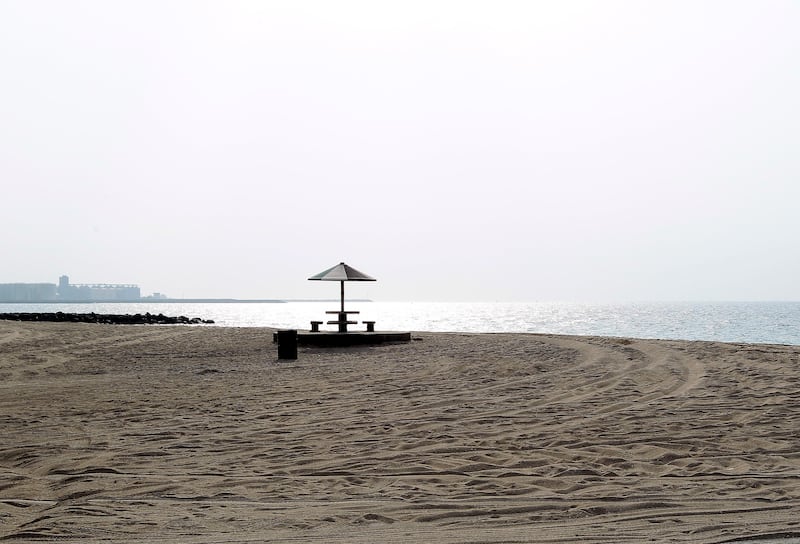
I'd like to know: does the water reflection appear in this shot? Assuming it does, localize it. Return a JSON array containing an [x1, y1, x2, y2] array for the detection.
[[1, 301, 798, 345]]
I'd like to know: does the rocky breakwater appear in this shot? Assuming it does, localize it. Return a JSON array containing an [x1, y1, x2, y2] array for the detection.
[[0, 312, 215, 325]]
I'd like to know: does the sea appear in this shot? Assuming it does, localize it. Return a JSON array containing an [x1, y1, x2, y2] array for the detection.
[[2, 301, 799, 346]]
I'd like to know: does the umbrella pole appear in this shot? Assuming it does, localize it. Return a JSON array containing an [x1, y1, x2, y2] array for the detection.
[[340, 281, 345, 312]]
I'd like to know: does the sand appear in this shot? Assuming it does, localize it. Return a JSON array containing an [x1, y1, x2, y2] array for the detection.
[[1, 321, 800, 543]]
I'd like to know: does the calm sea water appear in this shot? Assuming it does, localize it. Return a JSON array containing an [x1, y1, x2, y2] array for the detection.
[[2, 301, 799, 345]]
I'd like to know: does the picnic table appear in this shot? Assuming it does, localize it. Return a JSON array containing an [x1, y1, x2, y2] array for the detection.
[[326, 310, 359, 332]]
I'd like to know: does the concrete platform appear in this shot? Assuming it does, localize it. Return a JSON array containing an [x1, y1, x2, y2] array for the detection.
[[273, 330, 411, 347]]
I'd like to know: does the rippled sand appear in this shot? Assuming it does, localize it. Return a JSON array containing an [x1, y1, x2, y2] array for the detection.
[[2, 321, 800, 543]]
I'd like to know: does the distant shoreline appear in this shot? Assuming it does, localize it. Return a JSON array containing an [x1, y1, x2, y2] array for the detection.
[[0, 299, 373, 304]]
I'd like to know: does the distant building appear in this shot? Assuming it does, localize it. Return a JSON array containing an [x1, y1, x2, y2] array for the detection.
[[57, 275, 141, 301], [0, 283, 58, 302], [0, 276, 141, 302]]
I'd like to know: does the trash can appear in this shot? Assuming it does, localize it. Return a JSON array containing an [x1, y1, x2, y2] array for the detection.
[[277, 329, 298, 360]]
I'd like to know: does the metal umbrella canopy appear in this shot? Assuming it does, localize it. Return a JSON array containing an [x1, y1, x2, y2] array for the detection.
[[308, 262, 376, 312]]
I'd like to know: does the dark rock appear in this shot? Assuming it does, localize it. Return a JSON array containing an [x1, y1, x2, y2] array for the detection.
[[0, 312, 214, 326]]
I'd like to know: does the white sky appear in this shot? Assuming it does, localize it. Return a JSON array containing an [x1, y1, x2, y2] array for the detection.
[[1, 1, 798, 301]]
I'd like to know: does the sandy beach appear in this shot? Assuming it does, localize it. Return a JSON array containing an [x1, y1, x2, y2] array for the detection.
[[1, 321, 800, 543]]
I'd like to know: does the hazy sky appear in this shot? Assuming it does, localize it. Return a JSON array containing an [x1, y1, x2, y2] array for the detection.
[[2, 1, 798, 301]]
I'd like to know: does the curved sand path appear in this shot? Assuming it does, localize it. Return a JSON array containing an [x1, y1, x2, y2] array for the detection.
[[1, 322, 799, 543]]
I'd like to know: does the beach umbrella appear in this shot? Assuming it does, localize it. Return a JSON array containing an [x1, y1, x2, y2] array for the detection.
[[308, 262, 376, 312]]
